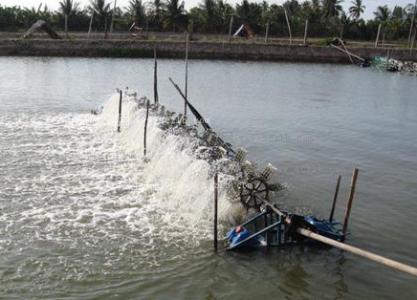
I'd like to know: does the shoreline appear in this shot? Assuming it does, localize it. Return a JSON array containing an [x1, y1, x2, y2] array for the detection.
[[1, 39, 416, 63]]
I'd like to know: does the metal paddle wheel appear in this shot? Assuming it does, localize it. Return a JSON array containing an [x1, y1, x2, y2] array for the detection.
[[240, 177, 270, 211]]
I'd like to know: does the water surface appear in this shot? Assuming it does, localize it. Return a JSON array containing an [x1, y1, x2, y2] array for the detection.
[[0, 57, 416, 299]]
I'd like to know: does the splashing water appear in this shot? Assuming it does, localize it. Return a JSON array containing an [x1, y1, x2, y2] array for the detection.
[[0, 91, 248, 295]]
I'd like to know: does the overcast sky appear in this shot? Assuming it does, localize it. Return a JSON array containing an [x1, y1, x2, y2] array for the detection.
[[0, 0, 414, 19]]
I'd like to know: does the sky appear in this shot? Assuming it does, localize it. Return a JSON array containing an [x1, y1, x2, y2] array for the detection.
[[0, 0, 414, 20]]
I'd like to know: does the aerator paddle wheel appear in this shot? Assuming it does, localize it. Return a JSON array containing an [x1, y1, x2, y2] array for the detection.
[[240, 177, 270, 211]]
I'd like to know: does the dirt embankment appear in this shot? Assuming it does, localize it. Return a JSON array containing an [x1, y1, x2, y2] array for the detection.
[[0, 39, 416, 63]]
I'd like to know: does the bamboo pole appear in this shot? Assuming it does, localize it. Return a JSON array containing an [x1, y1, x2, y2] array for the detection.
[[410, 27, 417, 55], [283, 7, 292, 45], [375, 23, 382, 48], [298, 228, 417, 276], [143, 100, 150, 157], [228, 15, 234, 42], [214, 172, 219, 251], [145, 19, 149, 39], [117, 90, 122, 132], [342, 168, 359, 240], [261, 198, 417, 277], [408, 0, 417, 47], [184, 33, 189, 124], [153, 48, 159, 105], [303, 20, 309, 45], [330, 44, 365, 62], [329, 175, 341, 222], [88, 10, 94, 39], [339, 39, 354, 64], [264, 21, 270, 44], [64, 14, 68, 39], [109, 0, 117, 38]]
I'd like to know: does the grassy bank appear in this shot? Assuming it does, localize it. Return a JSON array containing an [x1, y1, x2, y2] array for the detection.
[[0, 36, 416, 63]]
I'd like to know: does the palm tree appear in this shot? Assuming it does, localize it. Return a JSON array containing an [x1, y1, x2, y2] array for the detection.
[[164, 0, 186, 32], [90, 0, 111, 34], [148, 0, 163, 29], [374, 5, 391, 22], [374, 6, 391, 45], [59, 0, 78, 38], [128, 0, 146, 26], [349, 0, 365, 20], [200, 0, 216, 32], [322, 0, 343, 18]]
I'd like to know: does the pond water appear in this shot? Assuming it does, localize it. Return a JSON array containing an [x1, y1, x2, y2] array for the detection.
[[0, 56, 416, 299]]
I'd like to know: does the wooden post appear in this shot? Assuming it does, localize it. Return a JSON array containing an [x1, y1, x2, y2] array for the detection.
[[283, 6, 292, 45], [184, 33, 189, 124], [375, 23, 381, 48], [410, 28, 416, 54], [228, 15, 234, 42], [143, 100, 150, 156], [64, 14, 68, 38], [214, 173, 219, 251], [329, 175, 341, 222], [264, 21, 270, 44], [342, 168, 359, 241], [303, 20, 309, 45], [117, 90, 122, 132], [145, 19, 149, 39], [153, 48, 159, 105], [88, 10, 94, 39], [109, 0, 117, 38], [409, 0, 417, 47]]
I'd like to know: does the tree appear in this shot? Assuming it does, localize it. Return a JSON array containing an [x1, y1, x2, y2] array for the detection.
[[128, 0, 146, 26], [148, 0, 164, 30], [89, 0, 112, 34], [322, 0, 343, 18], [349, 0, 365, 20], [374, 6, 391, 44], [163, 0, 186, 32], [198, 0, 234, 33], [374, 5, 391, 22], [59, 0, 78, 38]]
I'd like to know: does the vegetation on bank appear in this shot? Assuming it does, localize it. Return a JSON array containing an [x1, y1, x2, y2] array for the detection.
[[0, 0, 416, 41]]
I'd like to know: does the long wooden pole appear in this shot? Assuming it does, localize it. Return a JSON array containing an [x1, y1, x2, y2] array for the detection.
[[88, 10, 94, 39], [117, 90, 122, 132], [153, 48, 159, 105], [411, 28, 417, 53], [264, 21, 270, 44], [109, 0, 117, 38], [303, 20, 309, 45], [329, 175, 341, 222], [298, 228, 417, 276], [283, 7, 292, 45], [342, 168, 359, 240], [330, 44, 365, 62], [184, 33, 189, 124], [260, 198, 417, 277], [64, 14, 68, 38], [143, 100, 150, 156], [375, 23, 382, 48], [340, 39, 354, 64], [214, 172, 219, 251], [408, 0, 417, 47], [228, 15, 234, 42]]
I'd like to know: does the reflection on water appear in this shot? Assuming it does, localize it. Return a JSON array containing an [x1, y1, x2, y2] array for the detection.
[[0, 57, 417, 299]]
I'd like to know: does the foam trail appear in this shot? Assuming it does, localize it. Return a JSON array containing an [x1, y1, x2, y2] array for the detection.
[[95, 91, 244, 240]]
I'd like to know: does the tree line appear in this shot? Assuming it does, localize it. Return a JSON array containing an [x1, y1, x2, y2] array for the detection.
[[0, 0, 416, 41]]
